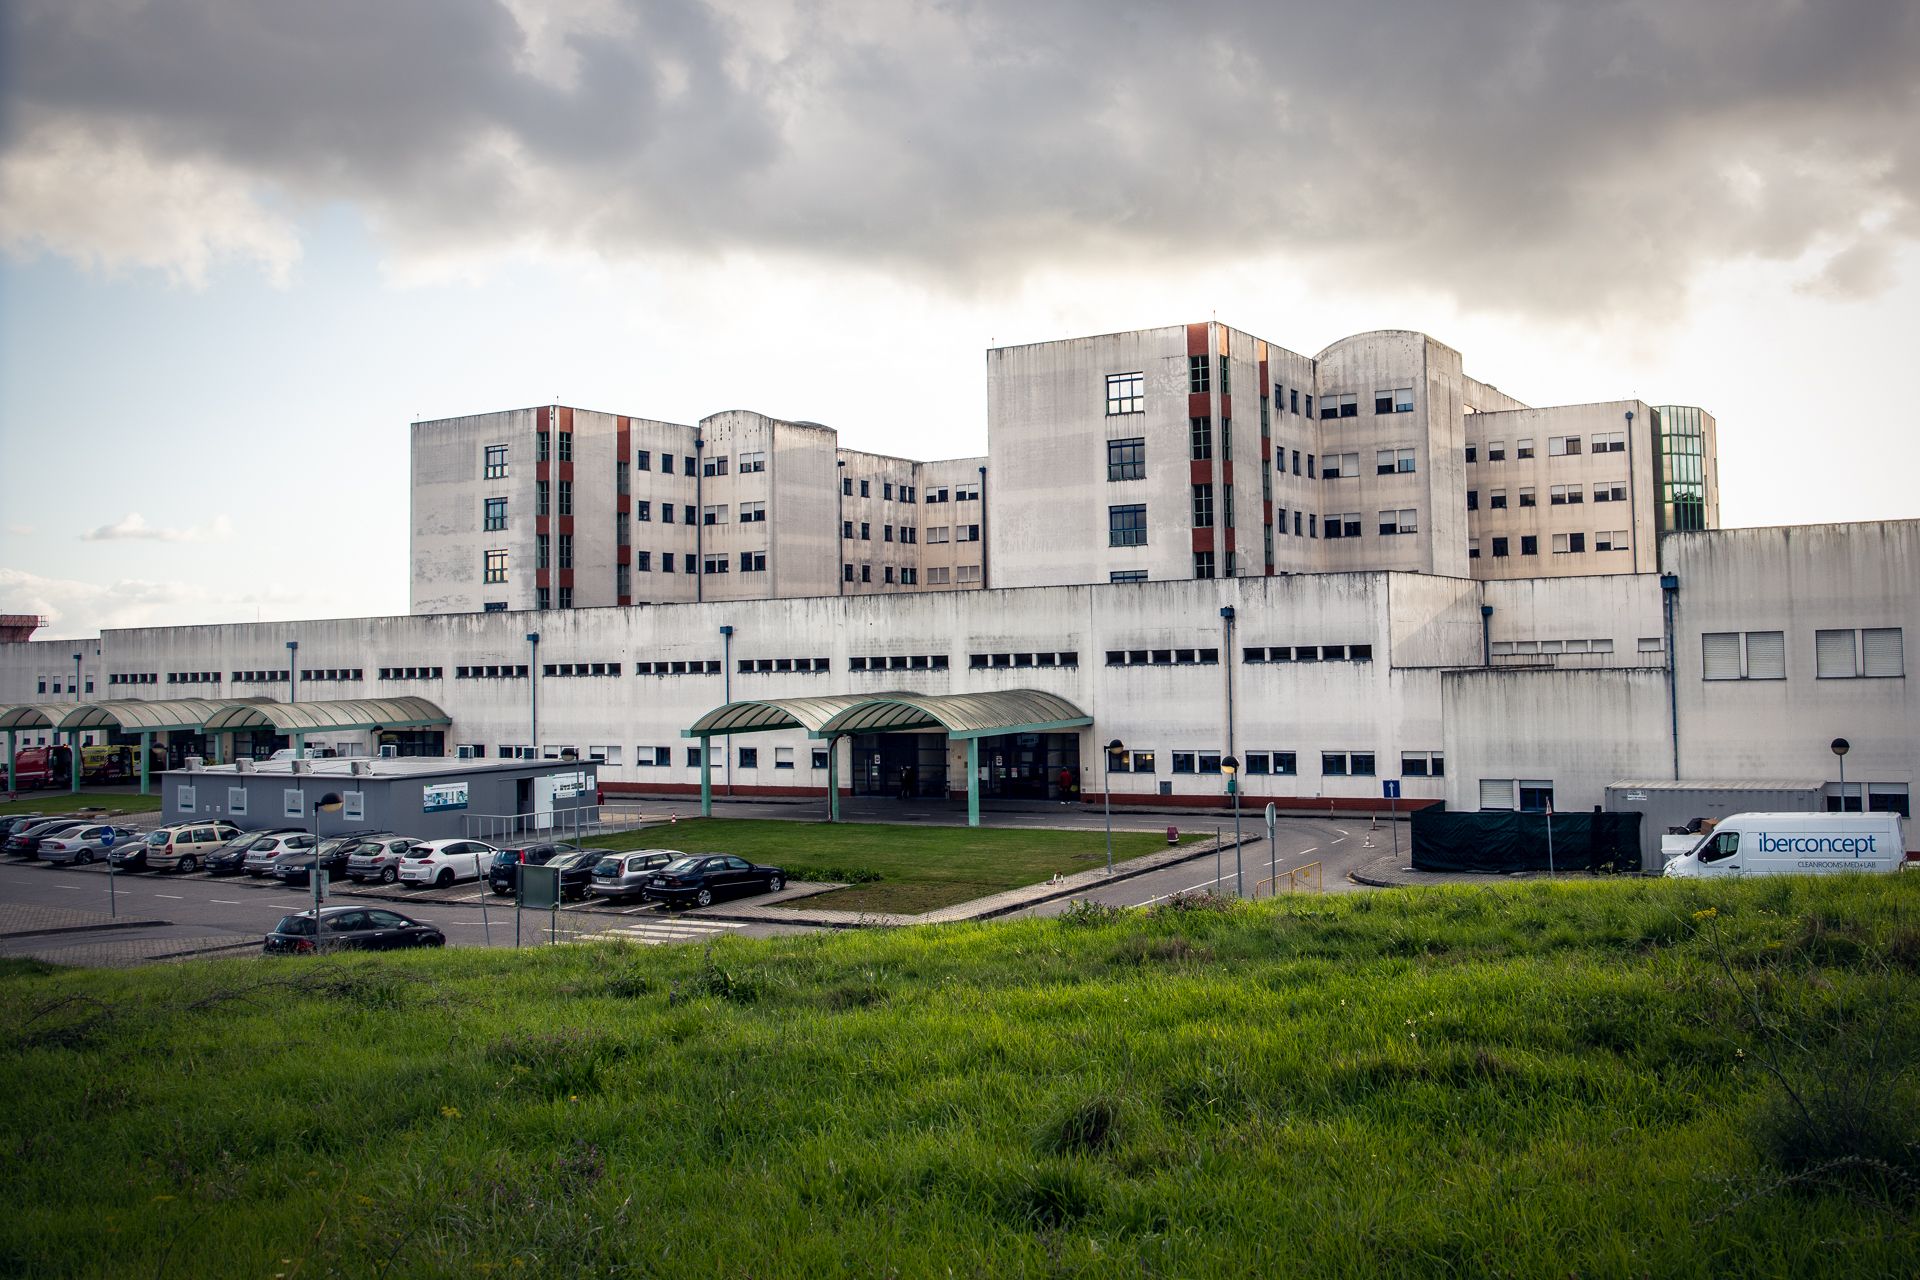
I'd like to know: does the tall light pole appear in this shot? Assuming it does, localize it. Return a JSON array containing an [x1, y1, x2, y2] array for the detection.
[[1222, 755, 1242, 895], [1831, 737, 1851, 812], [526, 632, 541, 758], [309, 791, 344, 922], [1103, 738, 1125, 876], [72, 652, 82, 702]]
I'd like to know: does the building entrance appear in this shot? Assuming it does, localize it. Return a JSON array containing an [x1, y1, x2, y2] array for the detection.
[[849, 733, 948, 798], [972, 732, 1081, 800]]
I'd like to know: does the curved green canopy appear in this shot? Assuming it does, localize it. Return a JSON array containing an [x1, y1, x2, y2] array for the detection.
[[686, 688, 1091, 740], [684, 693, 902, 737], [201, 696, 449, 734], [55, 697, 271, 734]]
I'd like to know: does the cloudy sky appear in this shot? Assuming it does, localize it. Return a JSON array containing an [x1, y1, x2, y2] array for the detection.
[[3, 0, 1917, 639]]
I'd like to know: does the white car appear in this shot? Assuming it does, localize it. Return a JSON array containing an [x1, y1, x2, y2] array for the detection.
[[398, 838, 497, 889]]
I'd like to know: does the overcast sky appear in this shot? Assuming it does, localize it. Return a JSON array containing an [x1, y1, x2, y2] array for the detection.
[[4, 0, 1918, 639]]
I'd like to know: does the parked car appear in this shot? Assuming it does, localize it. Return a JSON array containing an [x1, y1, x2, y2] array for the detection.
[[39, 824, 141, 866], [588, 850, 680, 902], [206, 828, 305, 876], [243, 832, 318, 877], [274, 833, 392, 886], [263, 906, 446, 954], [485, 841, 586, 896], [344, 836, 428, 885], [144, 821, 246, 874], [645, 854, 787, 909], [544, 851, 608, 902], [7, 819, 90, 860], [398, 838, 497, 889], [0, 814, 46, 840]]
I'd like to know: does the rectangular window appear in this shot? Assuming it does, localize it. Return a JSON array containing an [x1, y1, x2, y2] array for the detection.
[[1550, 484, 1583, 505], [684, 456, 697, 477], [1492, 536, 1509, 558], [1109, 504, 1147, 547], [636, 450, 651, 471], [1378, 509, 1417, 536], [1191, 484, 1214, 528], [1194, 550, 1215, 579], [1521, 535, 1538, 556], [1595, 483, 1628, 503], [483, 444, 509, 478], [1110, 569, 1147, 583], [1107, 436, 1146, 481], [1490, 489, 1507, 510], [536, 481, 550, 517], [1466, 490, 1479, 512], [558, 533, 573, 570], [1593, 431, 1627, 453], [1324, 452, 1358, 479], [1487, 441, 1506, 462], [483, 549, 508, 583], [1106, 372, 1145, 415], [1190, 416, 1212, 461], [557, 480, 572, 516], [1516, 438, 1535, 460], [1188, 355, 1209, 394], [703, 504, 727, 525], [483, 497, 507, 530], [1594, 531, 1629, 552], [1394, 387, 1414, 412], [557, 432, 572, 463], [739, 551, 766, 572], [957, 524, 980, 542], [740, 501, 765, 523], [1465, 445, 1477, 463], [1548, 435, 1583, 456], [1863, 627, 1905, 677]]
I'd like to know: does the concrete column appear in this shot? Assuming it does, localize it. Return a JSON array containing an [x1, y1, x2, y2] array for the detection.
[[966, 737, 980, 828], [699, 736, 713, 818], [292, 731, 306, 757], [5, 729, 15, 794], [69, 730, 81, 794], [826, 735, 839, 823], [139, 731, 152, 796]]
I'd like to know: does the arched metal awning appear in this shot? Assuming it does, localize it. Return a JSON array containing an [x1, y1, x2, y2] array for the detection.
[[684, 693, 898, 738], [201, 696, 450, 734], [56, 697, 271, 733], [0, 702, 78, 731]]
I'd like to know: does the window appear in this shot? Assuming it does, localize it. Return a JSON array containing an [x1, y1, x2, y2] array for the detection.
[[1324, 452, 1359, 479], [683, 455, 696, 477], [860, 522, 871, 540], [1323, 512, 1361, 540], [956, 564, 981, 582], [1518, 781, 1556, 813], [860, 479, 870, 497], [1704, 630, 1786, 680], [740, 501, 765, 523], [1551, 532, 1586, 554], [703, 556, 730, 575], [883, 566, 895, 584], [883, 482, 893, 500], [557, 432, 572, 463], [955, 483, 981, 502], [1468, 538, 1481, 559], [1193, 550, 1215, 579], [740, 551, 766, 572], [703, 456, 729, 477], [1378, 509, 1417, 536], [1103, 504, 1146, 547], [1466, 490, 1479, 512], [1110, 569, 1147, 583], [1401, 751, 1445, 777], [1374, 387, 1413, 414], [557, 480, 572, 516], [1550, 484, 1583, 505], [536, 481, 550, 517], [1818, 627, 1904, 678], [703, 504, 727, 525], [861, 565, 871, 583], [1106, 372, 1144, 415], [1593, 431, 1626, 453], [662, 503, 675, 524], [1319, 394, 1356, 420], [557, 533, 573, 570], [1189, 416, 1212, 461], [1516, 438, 1535, 459], [1375, 448, 1416, 475], [740, 450, 766, 473], [1307, 454, 1316, 478], [483, 497, 507, 530], [736, 747, 758, 769], [1465, 445, 1477, 464], [1107, 436, 1146, 481], [1321, 751, 1374, 776], [1191, 484, 1214, 528], [884, 525, 894, 542], [1520, 535, 1538, 556], [1594, 530, 1629, 552], [1489, 489, 1508, 510], [558, 585, 572, 608], [1487, 441, 1506, 462], [483, 549, 508, 583], [1548, 435, 1583, 457], [636, 449, 651, 471], [483, 444, 508, 478], [1868, 783, 1911, 818], [1492, 536, 1509, 558], [1188, 355, 1209, 394]]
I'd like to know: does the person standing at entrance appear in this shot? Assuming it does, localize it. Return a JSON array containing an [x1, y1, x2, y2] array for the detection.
[[1059, 765, 1075, 803]]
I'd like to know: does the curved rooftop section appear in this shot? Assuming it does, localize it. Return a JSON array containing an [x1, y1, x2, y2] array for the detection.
[[200, 696, 449, 734]]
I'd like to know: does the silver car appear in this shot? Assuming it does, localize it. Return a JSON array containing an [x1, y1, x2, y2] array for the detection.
[[38, 824, 142, 866], [344, 836, 427, 885], [243, 832, 317, 877], [587, 849, 681, 901]]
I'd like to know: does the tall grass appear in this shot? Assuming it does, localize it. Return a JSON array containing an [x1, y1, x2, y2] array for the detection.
[[2, 876, 1916, 1277]]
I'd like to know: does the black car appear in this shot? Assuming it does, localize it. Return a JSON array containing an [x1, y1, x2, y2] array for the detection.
[[0, 814, 46, 841], [205, 828, 303, 876], [274, 833, 393, 887], [7, 819, 89, 860], [486, 841, 585, 896], [106, 835, 153, 872], [263, 906, 447, 954], [644, 854, 787, 909], [544, 851, 605, 902]]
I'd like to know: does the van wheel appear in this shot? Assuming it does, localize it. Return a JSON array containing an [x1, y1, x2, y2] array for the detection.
[[436, 869, 454, 889], [177, 856, 197, 874]]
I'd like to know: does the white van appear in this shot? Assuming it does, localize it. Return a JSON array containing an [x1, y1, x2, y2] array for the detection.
[[1663, 812, 1908, 878]]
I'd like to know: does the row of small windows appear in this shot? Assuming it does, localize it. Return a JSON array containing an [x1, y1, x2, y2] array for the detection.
[[967, 651, 1080, 669], [1242, 644, 1374, 663], [1470, 532, 1631, 558], [300, 669, 364, 682], [541, 662, 622, 677], [378, 667, 445, 680], [1465, 433, 1624, 466], [839, 520, 922, 543], [1105, 647, 1221, 667], [1109, 749, 1437, 778], [455, 665, 532, 679], [1490, 639, 1621, 656], [628, 745, 832, 770], [925, 565, 982, 584], [840, 476, 919, 502], [108, 672, 159, 685], [636, 660, 724, 676], [1471, 483, 1629, 509], [1318, 389, 1413, 419], [849, 654, 951, 671], [738, 658, 833, 674], [843, 564, 922, 585], [1702, 628, 1904, 681], [165, 671, 222, 684], [233, 670, 292, 683]]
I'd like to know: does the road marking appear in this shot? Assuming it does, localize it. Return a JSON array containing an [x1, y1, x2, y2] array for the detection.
[[211, 900, 241, 905], [153, 893, 184, 899]]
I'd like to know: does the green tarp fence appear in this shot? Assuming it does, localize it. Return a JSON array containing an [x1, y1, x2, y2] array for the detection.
[[1412, 809, 1642, 874]]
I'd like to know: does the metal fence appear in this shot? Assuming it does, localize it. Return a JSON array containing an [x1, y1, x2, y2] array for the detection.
[[459, 799, 688, 845]]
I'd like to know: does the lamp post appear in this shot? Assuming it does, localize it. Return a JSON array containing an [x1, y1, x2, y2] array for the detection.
[[309, 791, 343, 922], [1831, 737, 1851, 812], [1222, 755, 1242, 896], [526, 632, 541, 758], [72, 652, 82, 702], [1102, 738, 1124, 877]]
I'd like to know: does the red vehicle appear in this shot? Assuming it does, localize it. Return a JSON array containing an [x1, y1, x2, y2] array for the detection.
[[10, 746, 71, 790]]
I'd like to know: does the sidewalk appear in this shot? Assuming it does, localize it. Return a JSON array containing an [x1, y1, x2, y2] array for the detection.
[[0, 901, 167, 939]]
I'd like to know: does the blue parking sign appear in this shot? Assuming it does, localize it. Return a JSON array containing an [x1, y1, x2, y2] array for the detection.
[[100, 827, 117, 847], [1382, 780, 1401, 799]]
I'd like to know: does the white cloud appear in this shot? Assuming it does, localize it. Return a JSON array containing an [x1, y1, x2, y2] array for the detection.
[[4, 524, 32, 536], [0, 566, 349, 639], [80, 512, 235, 543]]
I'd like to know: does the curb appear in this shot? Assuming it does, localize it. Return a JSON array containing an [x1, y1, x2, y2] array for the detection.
[[959, 836, 1261, 922], [153, 938, 261, 961], [0, 918, 171, 940]]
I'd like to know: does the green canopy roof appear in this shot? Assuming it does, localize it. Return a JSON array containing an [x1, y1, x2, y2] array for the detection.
[[200, 696, 450, 734], [686, 689, 1091, 741]]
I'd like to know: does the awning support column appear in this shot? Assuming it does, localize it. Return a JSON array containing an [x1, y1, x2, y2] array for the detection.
[[699, 736, 713, 818], [5, 730, 15, 795], [69, 730, 82, 794], [292, 731, 306, 757], [139, 731, 152, 796], [966, 737, 980, 828], [826, 735, 839, 823]]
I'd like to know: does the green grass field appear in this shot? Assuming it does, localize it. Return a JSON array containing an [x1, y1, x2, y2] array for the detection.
[[3, 876, 1917, 1277], [587, 818, 1195, 913], [1, 790, 164, 818]]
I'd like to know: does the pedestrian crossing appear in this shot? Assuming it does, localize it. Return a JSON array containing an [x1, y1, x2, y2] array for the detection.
[[593, 916, 749, 946]]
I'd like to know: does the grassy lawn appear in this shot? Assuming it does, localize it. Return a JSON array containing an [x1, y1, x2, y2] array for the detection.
[[2, 876, 1917, 1277], [586, 818, 1196, 913], [1, 790, 164, 819]]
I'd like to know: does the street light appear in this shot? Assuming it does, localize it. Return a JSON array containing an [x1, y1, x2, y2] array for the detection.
[[526, 632, 541, 758], [72, 652, 82, 703], [308, 790, 344, 921], [1222, 754, 1243, 896], [1102, 738, 1125, 877], [1831, 737, 1851, 812]]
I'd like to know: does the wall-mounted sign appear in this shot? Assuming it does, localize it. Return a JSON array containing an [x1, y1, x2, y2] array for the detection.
[[343, 791, 365, 822], [228, 786, 248, 816], [554, 770, 589, 800], [283, 788, 305, 820], [423, 782, 469, 813], [178, 784, 197, 813]]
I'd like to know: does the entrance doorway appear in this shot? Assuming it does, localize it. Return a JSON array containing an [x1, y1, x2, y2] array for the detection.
[[849, 733, 948, 798], [971, 733, 1082, 800]]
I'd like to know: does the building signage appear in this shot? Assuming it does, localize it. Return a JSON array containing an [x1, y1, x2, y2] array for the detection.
[[553, 770, 589, 800], [178, 784, 196, 813], [1624, 791, 1649, 802], [283, 788, 305, 820], [343, 791, 365, 822], [423, 782, 469, 813], [228, 786, 248, 816]]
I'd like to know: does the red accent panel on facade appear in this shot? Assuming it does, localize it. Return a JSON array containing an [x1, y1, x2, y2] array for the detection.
[[1185, 323, 1209, 357], [536, 406, 550, 431], [535, 516, 550, 535], [1263, 500, 1273, 523], [558, 406, 574, 432], [1189, 459, 1213, 485], [1187, 392, 1211, 420], [558, 517, 574, 536], [1224, 530, 1236, 553], [1258, 358, 1268, 389], [536, 461, 551, 482], [1222, 462, 1234, 486], [616, 494, 630, 513], [617, 596, 632, 606], [559, 570, 574, 589], [1261, 438, 1271, 461], [1220, 394, 1231, 421], [536, 569, 551, 588], [616, 546, 630, 566], [1191, 528, 1214, 553], [558, 463, 573, 482], [1265, 565, 1275, 576]]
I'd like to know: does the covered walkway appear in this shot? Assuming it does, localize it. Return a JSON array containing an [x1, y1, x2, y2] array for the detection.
[[684, 689, 1093, 826], [2, 696, 449, 796]]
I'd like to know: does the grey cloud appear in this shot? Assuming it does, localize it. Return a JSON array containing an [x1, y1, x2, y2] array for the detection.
[[4, 0, 1918, 313]]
